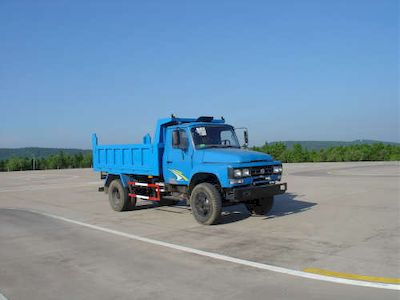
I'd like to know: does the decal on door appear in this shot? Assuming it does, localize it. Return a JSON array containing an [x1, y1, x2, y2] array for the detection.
[[169, 169, 189, 181]]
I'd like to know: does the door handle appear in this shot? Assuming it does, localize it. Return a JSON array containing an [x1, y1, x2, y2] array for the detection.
[[166, 160, 172, 164]]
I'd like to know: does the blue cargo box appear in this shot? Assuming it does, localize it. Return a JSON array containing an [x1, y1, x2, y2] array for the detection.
[[92, 134, 160, 176]]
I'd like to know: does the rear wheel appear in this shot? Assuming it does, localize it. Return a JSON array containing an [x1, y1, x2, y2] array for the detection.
[[108, 179, 136, 211], [190, 183, 222, 225], [245, 196, 274, 216]]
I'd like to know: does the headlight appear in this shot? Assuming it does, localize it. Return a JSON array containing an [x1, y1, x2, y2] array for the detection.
[[230, 179, 244, 184], [233, 169, 242, 177], [242, 168, 250, 176], [273, 165, 283, 173], [230, 168, 252, 178]]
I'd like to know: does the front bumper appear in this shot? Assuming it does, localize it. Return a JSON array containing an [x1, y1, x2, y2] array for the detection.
[[225, 182, 287, 202]]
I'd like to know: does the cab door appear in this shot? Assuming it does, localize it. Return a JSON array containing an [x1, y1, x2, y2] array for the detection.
[[162, 127, 193, 185]]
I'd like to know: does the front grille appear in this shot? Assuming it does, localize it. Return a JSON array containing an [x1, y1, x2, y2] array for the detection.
[[251, 166, 273, 176], [252, 177, 270, 186]]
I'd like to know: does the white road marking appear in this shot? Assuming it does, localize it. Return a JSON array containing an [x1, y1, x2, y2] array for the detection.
[[0, 291, 8, 300], [0, 182, 100, 193], [6, 208, 400, 291]]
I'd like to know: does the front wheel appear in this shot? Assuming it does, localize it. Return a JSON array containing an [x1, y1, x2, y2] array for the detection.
[[190, 183, 222, 225], [245, 196, 274, 216]]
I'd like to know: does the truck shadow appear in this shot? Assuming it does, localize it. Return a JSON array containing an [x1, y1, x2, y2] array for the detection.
[[131, 193, 317, 225], [263, 193, 317, 220], [219, 193, 317, 224]]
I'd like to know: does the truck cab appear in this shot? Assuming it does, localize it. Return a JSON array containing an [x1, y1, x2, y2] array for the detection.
[[92, 116, 287, 225]]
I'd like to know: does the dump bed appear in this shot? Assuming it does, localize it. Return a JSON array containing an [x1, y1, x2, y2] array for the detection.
[[91, 134, 160, 176]]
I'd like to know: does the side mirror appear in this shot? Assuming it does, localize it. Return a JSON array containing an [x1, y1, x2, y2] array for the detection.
[[244, 130, 249, 145], [234, 127, 249, 149], [172, 130, 180, 147]]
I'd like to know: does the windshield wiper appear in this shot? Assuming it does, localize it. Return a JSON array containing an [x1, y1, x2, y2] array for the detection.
[[202, 145, 223, 148]]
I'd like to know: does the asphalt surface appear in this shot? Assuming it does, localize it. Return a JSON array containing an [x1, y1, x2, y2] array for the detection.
[[0, 162, 399, 299]]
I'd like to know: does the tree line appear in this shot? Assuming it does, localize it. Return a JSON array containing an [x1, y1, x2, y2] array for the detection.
[[0, 152, 92, 172], [0, 143, 398, 172], [252, 142, 400, 163]]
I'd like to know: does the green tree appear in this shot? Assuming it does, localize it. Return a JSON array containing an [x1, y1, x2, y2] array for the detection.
[[291, 144, 306, 162], [82, 153, 92, 168], [6, 157, 26, 171], [73, 153, 84, 168]]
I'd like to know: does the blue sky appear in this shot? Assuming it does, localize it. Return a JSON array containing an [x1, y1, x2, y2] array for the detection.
[[0, 0, 398, 148]]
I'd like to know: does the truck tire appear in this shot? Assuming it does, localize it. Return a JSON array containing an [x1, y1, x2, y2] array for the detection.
[[245, 196, 274, 216], [108, 179, 135, 211], [190, 183, 222, 225]]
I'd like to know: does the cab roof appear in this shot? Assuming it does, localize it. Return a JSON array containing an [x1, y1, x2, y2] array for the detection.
[[156, 116, 225, 129]]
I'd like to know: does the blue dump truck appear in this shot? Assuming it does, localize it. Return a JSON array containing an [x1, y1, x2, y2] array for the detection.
[[92, 116, 287, 225]]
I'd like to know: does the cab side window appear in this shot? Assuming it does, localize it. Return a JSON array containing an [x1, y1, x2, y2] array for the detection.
[[172, 129, 189, 149]]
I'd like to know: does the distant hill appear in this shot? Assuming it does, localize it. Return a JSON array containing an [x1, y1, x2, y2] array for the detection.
[[267, 140, 400, 151], [0, 147, 91, 160]]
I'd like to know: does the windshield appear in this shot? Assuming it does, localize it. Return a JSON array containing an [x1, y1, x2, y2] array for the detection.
[[190, 126, 240, 149]]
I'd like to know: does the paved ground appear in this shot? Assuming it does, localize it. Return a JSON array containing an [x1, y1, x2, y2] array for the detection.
[[0, 162, 399, 299]]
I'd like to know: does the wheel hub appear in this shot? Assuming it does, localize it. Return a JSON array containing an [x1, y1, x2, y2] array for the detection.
[[195, 192, 211, 217], [112, 188, 121, 205]]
